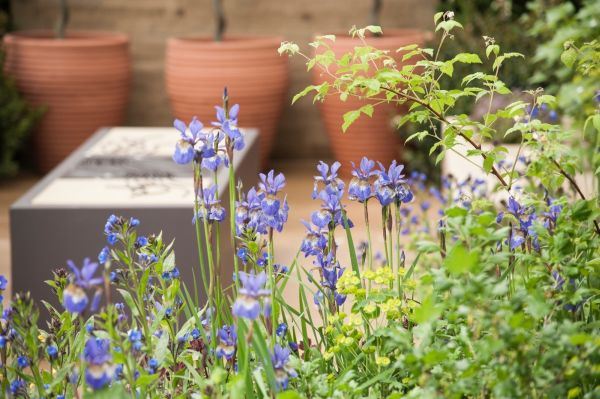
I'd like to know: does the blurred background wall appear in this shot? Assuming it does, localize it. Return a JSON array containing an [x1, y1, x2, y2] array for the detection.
[[10, 0, 436, 160]]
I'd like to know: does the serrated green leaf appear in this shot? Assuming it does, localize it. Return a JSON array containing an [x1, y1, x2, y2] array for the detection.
[[560, 47, 577, 68], [453, 53, 482, 64], [440, 62, 454, 77], [444, 243, 479, 275]]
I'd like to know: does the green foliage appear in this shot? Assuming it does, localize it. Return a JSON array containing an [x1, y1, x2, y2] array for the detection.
[[279, 14, 600, 397], [0, 51, 43, 178], [432, 0, 540, 116], [526, 0, 600, 120]]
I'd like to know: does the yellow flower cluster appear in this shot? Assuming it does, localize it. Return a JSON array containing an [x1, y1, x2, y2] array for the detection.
[[379, 297, 403, 318], [363, 266, 395, 285], [337, 270, 363, 295]]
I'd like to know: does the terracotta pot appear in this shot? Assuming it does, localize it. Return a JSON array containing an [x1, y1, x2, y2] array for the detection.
[[165, 36, 288, 167], [312, 29, 427, 175], [3, 31, 131, 172]]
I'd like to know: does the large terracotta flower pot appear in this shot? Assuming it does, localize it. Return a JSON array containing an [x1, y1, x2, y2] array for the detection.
[[165, 37, 288, 168], [312, 29, 426, 175], [3, 31, 131, 172]]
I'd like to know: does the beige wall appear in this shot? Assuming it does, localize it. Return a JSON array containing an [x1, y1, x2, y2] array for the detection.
[[11, 0, 436, 160]]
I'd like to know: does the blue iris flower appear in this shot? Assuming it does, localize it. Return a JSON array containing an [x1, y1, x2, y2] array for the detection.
[[236, 172, 289, 234], [300, 221, 328, 257], [374, 160, 409, 206], [84, 338, 115, 390], [314, 253, 347, 306], [316, 190, 352, 229], [271, 344, 298, 390], [232, 271, 270, 320], [67, 258, 103, 289], [173, 117, 205, 165], [259, 170, 286, 195], [509, 235, 525, 250], [348, 157, 377, 202], [215, 325, 237, 360], [63, 284, 89, 314], [193, 184, 226, 223], [235, 187, 266, 234], [84, 338, 112, 365], [313, 161, 345, 199], [213, 101, 245, 151]]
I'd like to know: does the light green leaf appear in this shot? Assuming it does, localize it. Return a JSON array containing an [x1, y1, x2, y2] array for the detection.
[[440, 62, 454, 77], [162, 251, 175, 273], [292, 85, 316, 104], [413, 294, 442, 324], [453, 53, 482, 64], [560, 47, 577, 68], [444, 243, 479, 275]]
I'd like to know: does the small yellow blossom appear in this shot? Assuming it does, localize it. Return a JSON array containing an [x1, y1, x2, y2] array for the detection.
[[349, 314, 362, 327], [38, 333, 47, 343], [364, 303, 377, 314], [364, 269, 376, 280], [337, 271, 361, 295], [375, 356, 391, 366], [374, 266, 394, 284], [405, 279, 417, 290]]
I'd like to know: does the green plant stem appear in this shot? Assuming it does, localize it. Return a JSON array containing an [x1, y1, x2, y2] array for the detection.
[[394, 202, 402, 274], [193, 165, 210, 297], [364, 201, 373, 269], [268, 228, 276, 343]]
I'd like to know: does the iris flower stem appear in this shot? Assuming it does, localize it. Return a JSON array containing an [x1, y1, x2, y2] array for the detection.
[[394, 202, 402, 275], [268, 228, 276, 344], [214, 171, 222, 282], [228, 151, 239, 291], [386, 207, 394, 269], [381, 207, 390, 267], [198, 175, 218, 354], [364, 202, 373, 269], [223, 87, 240, 291], [193, 164, 210, 298], [212, 170, 223, 330]]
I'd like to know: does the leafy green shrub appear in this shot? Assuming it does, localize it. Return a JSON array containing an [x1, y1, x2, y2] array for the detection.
[[0, 51, 43, 178]]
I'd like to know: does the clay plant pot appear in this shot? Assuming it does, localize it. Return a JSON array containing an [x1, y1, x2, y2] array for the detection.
[[3, 31, 131, 173], [312, 29, 426, 175], [165, 36, 288, 167]]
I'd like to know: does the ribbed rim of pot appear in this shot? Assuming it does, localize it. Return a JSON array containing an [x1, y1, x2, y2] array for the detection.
[[3, 30, 129, 47], [168, 35, 284, 49]]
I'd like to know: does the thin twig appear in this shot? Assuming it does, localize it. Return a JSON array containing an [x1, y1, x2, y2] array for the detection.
[[380, 86, 509, 188]]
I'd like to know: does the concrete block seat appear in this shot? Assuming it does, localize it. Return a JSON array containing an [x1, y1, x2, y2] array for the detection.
[[10, 127, 259, 310]]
